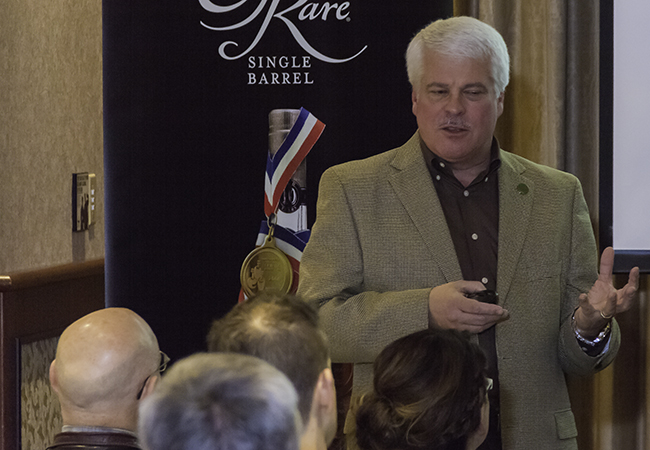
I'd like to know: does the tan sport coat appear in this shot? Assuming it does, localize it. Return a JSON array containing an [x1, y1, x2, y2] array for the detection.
[[298, 132, 620, 450]]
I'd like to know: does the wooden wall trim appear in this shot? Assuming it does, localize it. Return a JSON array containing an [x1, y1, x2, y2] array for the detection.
[[0, 259, 104, 292], [0, 259, 105, 450]]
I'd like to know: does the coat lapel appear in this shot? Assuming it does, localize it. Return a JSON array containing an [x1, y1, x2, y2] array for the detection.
[[497, 151, 534, 308], [384, 139, 534, 293], [387, 134, 463, 283]]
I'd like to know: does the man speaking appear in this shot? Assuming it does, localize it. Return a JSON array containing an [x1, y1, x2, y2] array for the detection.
[[297, 16, 639, 450]]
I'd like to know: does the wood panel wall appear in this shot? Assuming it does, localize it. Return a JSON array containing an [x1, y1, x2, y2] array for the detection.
[[0, 260, 105, 450]]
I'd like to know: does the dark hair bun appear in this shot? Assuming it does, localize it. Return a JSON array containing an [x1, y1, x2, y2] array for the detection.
[[355, 329, 488, 450]]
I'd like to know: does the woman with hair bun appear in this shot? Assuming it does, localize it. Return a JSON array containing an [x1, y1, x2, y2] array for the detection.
[[355, 329, 490, 450]]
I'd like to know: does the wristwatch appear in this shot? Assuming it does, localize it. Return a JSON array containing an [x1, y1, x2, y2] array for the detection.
[[571, 307, 611, 347]]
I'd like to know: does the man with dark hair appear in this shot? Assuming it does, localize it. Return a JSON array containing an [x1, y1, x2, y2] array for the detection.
[[138, 352, 301, 450], [207, 293, 336, 450]]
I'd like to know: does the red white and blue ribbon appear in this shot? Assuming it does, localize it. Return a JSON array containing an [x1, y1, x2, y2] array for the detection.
[[264, 107, 325, 217], [239, 108, 324, 302], [255, 221, 311, 272]]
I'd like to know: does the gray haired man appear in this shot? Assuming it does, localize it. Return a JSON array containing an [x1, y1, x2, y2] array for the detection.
[[138, 352, 301, 450]]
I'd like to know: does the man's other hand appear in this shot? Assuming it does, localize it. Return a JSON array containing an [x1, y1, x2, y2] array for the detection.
[[428, 280, 510, 333], [575, 246, 640, 337]]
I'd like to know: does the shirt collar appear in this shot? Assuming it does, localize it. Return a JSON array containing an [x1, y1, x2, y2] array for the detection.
[[61, 425, 138, 438], [420, 136, 502, 184]]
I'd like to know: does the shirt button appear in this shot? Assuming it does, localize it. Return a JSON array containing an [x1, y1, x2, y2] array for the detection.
[[463, 190, 469, 197], [436, 175, 441, 181], [471, 233, 478, 240], [484, 177, 489, 182], [439, 162, 445, 168], [481, 277, 488, 284]]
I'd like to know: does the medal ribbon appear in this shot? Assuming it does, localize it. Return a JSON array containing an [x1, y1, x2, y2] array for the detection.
[[256, 222, 311, 263], [264, 107, 325, 217], [239, 108, 324, 302]]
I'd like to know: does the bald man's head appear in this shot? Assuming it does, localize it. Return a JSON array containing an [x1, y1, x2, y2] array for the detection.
[[50, 308, 161, 430]]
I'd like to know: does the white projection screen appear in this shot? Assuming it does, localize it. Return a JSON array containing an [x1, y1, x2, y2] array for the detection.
[[600, 0, 650, 273]]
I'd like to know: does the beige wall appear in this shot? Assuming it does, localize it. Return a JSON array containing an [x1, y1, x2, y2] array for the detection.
[[0, 1, 104, 274]]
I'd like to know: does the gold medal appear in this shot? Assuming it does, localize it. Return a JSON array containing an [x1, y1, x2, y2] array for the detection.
[[240, 231, 293, 298]]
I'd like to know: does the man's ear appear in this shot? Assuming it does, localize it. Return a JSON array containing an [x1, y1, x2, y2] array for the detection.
[[49, 359, 59, 393], [411, 89, 420, 115], [496, 91, 505, 118], [315, 368, 336, 406], [139, 374, 160, 401], [312, 368, 337, 444]]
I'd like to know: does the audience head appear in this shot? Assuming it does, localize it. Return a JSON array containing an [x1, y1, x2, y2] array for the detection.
[[355, 329, 490, 450], [138, 352, 301, 450], [49, 307, 163, 431], [406, 16, 510, 96], [207, 292, 336, 447]]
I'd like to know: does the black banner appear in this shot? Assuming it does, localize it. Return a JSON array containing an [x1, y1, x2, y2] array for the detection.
[[103, 0, 452, 359]]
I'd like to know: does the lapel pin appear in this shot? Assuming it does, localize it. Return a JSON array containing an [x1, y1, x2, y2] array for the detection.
[[516, 183, 529, 195]]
